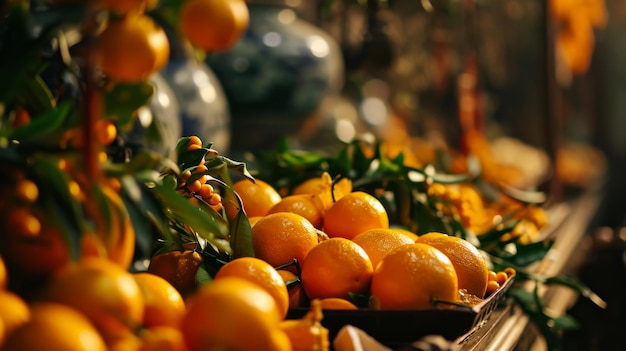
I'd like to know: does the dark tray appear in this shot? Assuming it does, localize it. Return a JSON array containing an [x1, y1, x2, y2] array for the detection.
[[286, 277, 514, 347]]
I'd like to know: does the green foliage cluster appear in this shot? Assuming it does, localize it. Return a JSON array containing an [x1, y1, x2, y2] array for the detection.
[[0, 2, 253, 271]]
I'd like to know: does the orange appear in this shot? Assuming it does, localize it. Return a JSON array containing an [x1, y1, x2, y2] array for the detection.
[[227, 178, 282, 219], [292, 172, 353, 211], [319, 297, 358, 310], [351, 228, 416, 269], [391, 226, 419, 241], [95, 120, 118, 146], [416, 232, 489, 298], [279, 299, 329, 351], [147, 250, 204, 298], [181, 277, 285, 351], [0, 214, 69, 286], [2, 302, 107, 350], [96, 14, 170, 83], [40, 257, 144, 341], [277, 269, 308, 308], [4, 206, 41, 237], [323, 191, 389, 240], [0, 317, 4, 348], [252, 212, 319, 273], [370, 243, 458, 309], [248, 215, 263, 227], [15, 178, 39, 204], [214, 257, 290, 318], [0, 255, 6, 289], [267, 193, 325, 229], [132, 272, 186, 328], [0, 289, 31, 337], [267, 329, 294, 351], [107, 333, 143, 351], [139, 326, 189, 351], [180, 0, 250, 52], [300, 237, 373, 300]]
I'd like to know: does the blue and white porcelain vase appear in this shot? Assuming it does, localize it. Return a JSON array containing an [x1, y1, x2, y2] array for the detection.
[[206, 0, 344, 152], [160, 25, 232, 153]]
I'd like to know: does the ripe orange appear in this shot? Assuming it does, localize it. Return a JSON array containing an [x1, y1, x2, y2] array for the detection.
[[181, 277, 285, 351], [132, 272, 186, 329], [267, 193, 325, 229], [351, 228, 416, 269], [214, 257, 290, 318], [277, 269, 308, 308], [4, 206, 41, 237], [370, 243, 458, 309], [147, 250, 204, 298], [227, 178, 282, 218], [390, 226, 419, 241], [292, 172, 353, 211], [40, 257, 145, 341], [280, 299, 329, 351], [252, 212, 319, 273], [107, 331, 143, 351], [180, 0, 250, 52], [0, 214, 69, 286], [0, 255, 6, 289], [95, 120, 118, 146], [416, 232, 489, 298], [0, 289, 31, 337], [319, 297, 358, 310], [323, 191, 389, 240], [248, 215, 263, 227], [300, 237, 373, 300], [2, 302, 107, 350], [15, 178, 39, 204], [267, 329, 294, 351], [95, 14, 170, 83], [139, 326, 189, 351]]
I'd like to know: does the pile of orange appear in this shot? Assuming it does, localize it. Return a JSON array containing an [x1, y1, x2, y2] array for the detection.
[[0, 254, 190, 350], [230, 173, 513, 314], [0, 249, 330, 351]]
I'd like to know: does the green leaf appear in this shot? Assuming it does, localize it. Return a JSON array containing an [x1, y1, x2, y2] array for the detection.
[[213, 155, 254, 180], [31, 157, 88, 233], [0, 7, 46, 104], [431, 172, 470, 184], [178, 148, 208, 171], [90, 183, 115, 239], [104, 150, 170, 178], [477, 220, 520, 248], [509, 240, 553, 267], [412, 199, 450, 235], [509, 286, 576, 351], [195, 265, 213, 288], [543, 275, 607, 309], [17, 75, 56, 116], [120, 176, 173, 248], [104, 82, 155, 129], [149, 182, 230, 241], [9, 101, 73, 142], [498, 182, 547, 205], [229, 210, 255, 259]]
